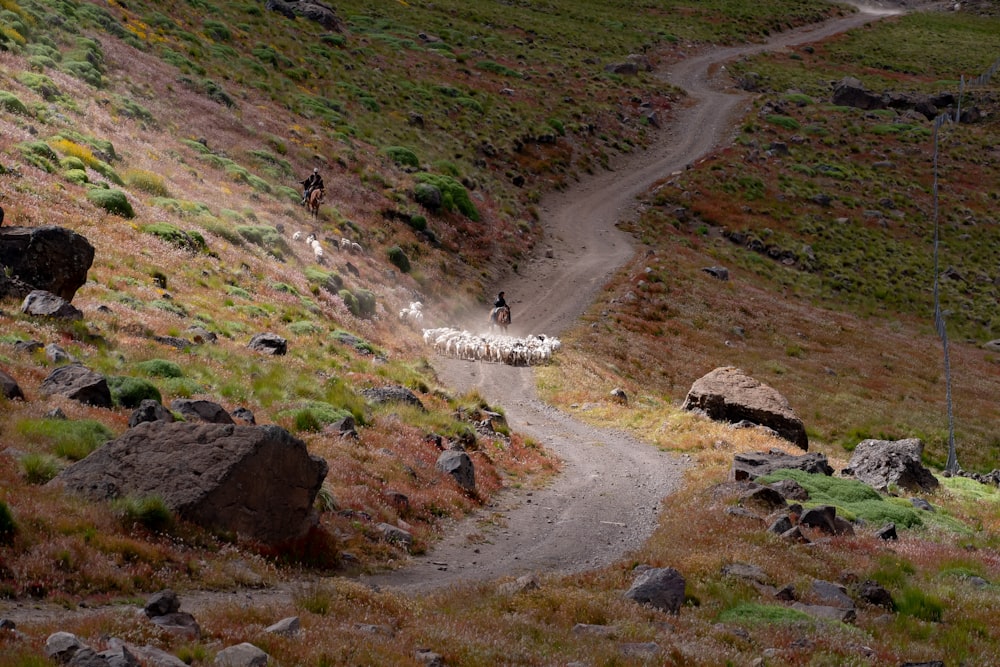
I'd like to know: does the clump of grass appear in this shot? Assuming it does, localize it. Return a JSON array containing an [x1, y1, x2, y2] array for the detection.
[[141, 223, 207, 252], [277, 401, 352, 433], [136, 359, 184, 378], [0, 90, 30, 115], [14, 418, 114, 461], [718, 602, 813, 626], [414, 173, 479, 221], [107, 376, 162, 408], [112, 495, 173, 532], [383, 145, 419, 168], [124, 168, 170, 196], [765, 114, 800, 130], [20, 452, 63, 484], [896, 586, 945, 622], [87, 188, 134, 218]]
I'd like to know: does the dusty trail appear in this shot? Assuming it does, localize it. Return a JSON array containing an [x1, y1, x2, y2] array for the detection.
[[363, 5, 899, 592]]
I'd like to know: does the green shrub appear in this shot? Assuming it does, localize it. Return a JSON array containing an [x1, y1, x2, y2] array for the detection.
[[113, 495, 173, 532], [87, 188, 134, 218], [408, 214, 427, 232], [0, 500, 15, 545], [136, 359, 184, 378], [64, 168, 88, 185], [62, 59, 103, 87], [236, 225, 282, 250], [383, 145, 419, 168], [278, 401, 351, 432], [338, 289, 358, 316], [414, 173, 479, 221], [125, 169, 170, 196], [20, 452, 63, 484], [765, 114, 800, 130], [141, 223, 206, 251], [203, 20, 232, 42], [107, 376, 162, 408], [0, 91, 29, 115], [60, 156, 87, 171], [355, 288, 376, 317], [476, 60, 521, 77], [15, 418, 114, 461], [17, 71, 60, 99], [288, 320, 322, 335], [387, 245, 411, 273], [896, 586, 945, 622]]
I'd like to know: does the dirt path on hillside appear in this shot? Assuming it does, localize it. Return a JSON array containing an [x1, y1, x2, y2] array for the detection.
[[361, 4, 904, 593], [0, 5, 906, 627]]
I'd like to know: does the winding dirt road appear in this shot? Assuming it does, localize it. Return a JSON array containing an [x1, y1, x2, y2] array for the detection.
[[364, 4, 902, 592]]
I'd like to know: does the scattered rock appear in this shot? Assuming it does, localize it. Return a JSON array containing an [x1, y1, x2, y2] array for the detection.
[[264, 616, 300, 636], [45, 343, 74, 364], [361, 385, 425, 410], [53, 422, 328, 544], [39, 364, 112, 408], [0, 367, 24, 400], [248, 332, 287, 356], [415, 649, 444, 666], [498, 573, 541, 596], [170, 398, 235, 424], [214, 642, 269, 667], [875, 523, 898, 540], [0, 225, 95, 300], [144, 590, 181, 618], [683, 368, 808, 449], [377, 522, 413, 548], [21, 289, 83, 320], [45, 631, 84, 663], [624, 567, 685, 614], [739, 485, 787, 512], [702, 266, 729, 281], [231, 407, 256, 424], [768, 478, 809, 501], [791, 602, 856, 624], [610, 387, 628, 404], [809, 580, 854, 609], [128, 400, 175, 428], [436, 450, 476, 492], [843, 438, 939, 493], [856, 580, 895, 609]]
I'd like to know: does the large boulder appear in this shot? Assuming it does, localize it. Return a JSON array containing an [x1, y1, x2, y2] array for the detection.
[[624, 567, 686, 614], [0, 367, 24, 401], [248, 332, 287, 356], [0, 225, 95, 300], [843, 438, 939, 493], [21, 290, 83, 320], [39, 364, 112, 408], [731, 450, 833, 481], [682, 367, 808, 449], [170, 398, 235, 424], [265, 0, 344, 31], [53, 422, 328, 544], [831, 76, 885, 111]]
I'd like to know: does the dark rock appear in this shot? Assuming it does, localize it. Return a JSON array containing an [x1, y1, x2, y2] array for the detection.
[[248, 332, 287, 356], [144, 590, 181, 618], [361, 385, 425, 410], [900, 662, 944, 667], [911, 497, 935, 512], [605, 62, 639, 75], [66, 647, 107, 667], [875, 523, 898, 540], [21, 290, 83, 320], [231, 407, 256, 425], [702, 266, 729, 281], [768, 478, 810, 501], [265, 0, 343, 30], [731, 450, 832, 481], [831, 76, 884, 111], [856, 580, 894, 609], [739, 485, 787, 512], [799, 505, 838, 534], [610, 387, 628, 404], [768, 515, 793, 535], [683, 367, 808, 449], [128, 400, 175, 428], [775, 584, 796, 601], [170, 398, 235, 424], [149, 612, 200, 639], [53, 422, 328, 544], [214, 642, 269, 667], [265, 616, 301, 636], [45, 632, 84, 663], [154, 335, 192, 350], [45, 343, 73, 363], [810, 580, 854, 609], [0, 367, 24, 400], [13, 340, 43, 354], [846, 438, 939, 493], [781, 525, 810, 543], [624, 567, 685, 614], [185, 326, 217, 344], [436, 450, 475, 491], [39, 364, 112, 408], [0, 225, 94, 300]]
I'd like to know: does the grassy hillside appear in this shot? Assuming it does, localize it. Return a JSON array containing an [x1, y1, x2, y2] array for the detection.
[[1, 0, 1000, 665]]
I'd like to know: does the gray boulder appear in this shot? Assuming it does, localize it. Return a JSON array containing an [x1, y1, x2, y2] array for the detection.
[[0, 225, 94, 300], [265, 0, 344, 31], [214, 643, 269, 667], [248, 332, 287, 356], [844, 438, 939, 493], [731, 450, 832, 481], [624, 567, 685, 614], [53, 422, 328, 544], [39, 364, 112, 408], [144, 590, 181, 617], [45, 631, 84, 663], [21, 289, 83, 320], [264, 616, 301, 636], [0, 367, 24, 400], [831, 76, 884, 110], [170, 398, 235, 424], [683, 367, 808, 449], [436, 450, 475, 491]]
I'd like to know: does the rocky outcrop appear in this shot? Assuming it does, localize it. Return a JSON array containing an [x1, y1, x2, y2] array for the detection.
[[265, 0, 344, 31], [0, 225, 94, 300], [39, 364, 112, 408], [248, 332, 287, 356], [361, 385, 425, 410], [53, 422, 328, 544], [20, 290, 83, 320], [843, 438, 939, 493], [683, 367, 808, 449], [731, 450, 833, 481]]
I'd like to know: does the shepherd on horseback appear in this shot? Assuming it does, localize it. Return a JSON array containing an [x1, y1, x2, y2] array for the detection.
[[489, 291, 511, 332], [300, 167, 324, 206]]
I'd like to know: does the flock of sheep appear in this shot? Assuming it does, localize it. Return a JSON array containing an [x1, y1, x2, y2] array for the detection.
[[292, 231, 363, 263], [421, 326, 561, 366]]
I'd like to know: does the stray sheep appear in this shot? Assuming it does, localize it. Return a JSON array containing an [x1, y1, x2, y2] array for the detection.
[[421, 327, 561, 366], [292, 230, 303, 241], [399, 301, 424, 324], [350, 241, 363, 255], [310, 238, 324, 263], [340, 237, 352, 251]]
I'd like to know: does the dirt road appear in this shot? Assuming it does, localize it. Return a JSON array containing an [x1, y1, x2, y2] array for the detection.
[[364, 5, 901, 592]]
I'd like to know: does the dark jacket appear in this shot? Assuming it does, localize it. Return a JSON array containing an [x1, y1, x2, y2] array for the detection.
[[302, 173, 323, 191], [494, 294, 507, 309]]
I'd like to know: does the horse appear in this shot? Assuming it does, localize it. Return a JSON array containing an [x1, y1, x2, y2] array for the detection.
[[306, 187, 324, 218], [490, 305, 511, 333]]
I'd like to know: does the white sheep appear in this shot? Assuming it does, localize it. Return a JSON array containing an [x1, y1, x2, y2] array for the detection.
[[340, 237, 352, 251], [350, 241, 363, 255], [310, 238, 324, 263], [292, 230, 303, 241], [306, 233, 316, 245], [420, 327, 561, 366], [399, 301, 424, 324]]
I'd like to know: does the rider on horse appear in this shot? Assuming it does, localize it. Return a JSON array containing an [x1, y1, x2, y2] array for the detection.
[[490, 291, 510, 326], [300, 167, 324, 205]]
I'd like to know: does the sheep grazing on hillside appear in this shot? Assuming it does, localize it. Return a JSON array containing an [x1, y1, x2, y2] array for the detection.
[[421, 327, 561, 366], [350, 241, 363, 255], [292, 230, 303, 241], [340, 237, 352, 252], [310, 238, 324, 263], [399, 301, 424, 324]]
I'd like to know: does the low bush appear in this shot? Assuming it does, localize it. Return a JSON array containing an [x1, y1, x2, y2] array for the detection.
[[136, 359, 184, 378], [20, 452, 62, 484], [387, 246, 411, 272], [0, 500, 16, 545], [383, 145, 419, 168], [141, 223, 207, 251], [415, 173, 479, 221], [87, 188, 134, 218], [107, 376, 162, 408], [0, 91, 29, 115], [113, 495, 173, 532], [125, 168, 170, 196]]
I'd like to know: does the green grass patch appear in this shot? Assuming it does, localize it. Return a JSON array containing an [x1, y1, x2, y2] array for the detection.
[[112, 495, 174, 532], [718, 602, 813, 626], [135, 358, 184, 379], [15, 418, 115, 461], [87, 188, 134, 218], [107, 376, 162, 408], [20, 452, 63, 484]]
